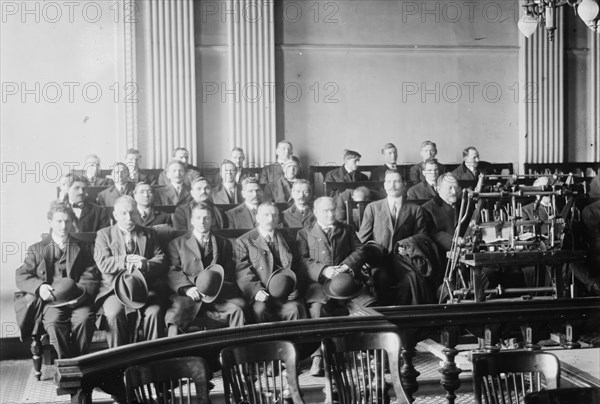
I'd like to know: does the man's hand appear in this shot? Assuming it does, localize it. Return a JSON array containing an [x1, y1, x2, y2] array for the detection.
[[323, 265, 352, 279], [254, 290, 270, 302], [39, 284, 55, 301], [185, 287, 203, 302], [126, 255, 148, 272]]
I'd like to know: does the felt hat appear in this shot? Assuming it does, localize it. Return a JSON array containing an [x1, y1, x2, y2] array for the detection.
[[323, 272, 362, 300], [194, 264, 225, 303], [49, 278, 86, 308], [114, 268, 149, 309], [266, 268, 297, 299]]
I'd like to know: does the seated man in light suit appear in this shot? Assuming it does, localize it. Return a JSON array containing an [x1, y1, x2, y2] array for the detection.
[[407, 158, 440, 201], [263, 159, 301, 204], [154, 160, 193, 206], [226, 177, 264, 229], [94, 196, 168, 347], [282, 179, 316, 228], [173, 177, 226, 230], [97, 163, 135, 207], [15, 202, 100, 360], [63, 174, 110, 232], [235, 202, 307, 322], [212, 160, 243, 204], [133, 182, 172, 227], [370, 143, 398, 182], [82, 154, 112, 186], [358, 169, 426, 305], [166, 203, 246, 336], [158, 147, 202, 186]]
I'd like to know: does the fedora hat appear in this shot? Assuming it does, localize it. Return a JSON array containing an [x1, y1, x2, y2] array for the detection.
[[266, 268, 296, 299], [194, 264, 224, 303], [114, 268, 148, 309], [49, 278, 86, 308], [323, 272, 362, 300]]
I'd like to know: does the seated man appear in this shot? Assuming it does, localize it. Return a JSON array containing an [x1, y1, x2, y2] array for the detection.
[[94, 196, 168, 347], [212, 160, 243, 204], [408, 141, 445, 187], [97, 163, 134, 207], [158, 147, 202, 186], [15, 202, 100, 359], [282, 179, 316, 228], [407, 158, 439, 201], [235, 202, 307, 322], [154, 160, 193, 206], [335, 186, 371, 231], [263, 159, 300, 203], [231, 147, 252, 184], [259, 140, 298, 185], [297, 197, 376, 376], [82, 154, 112, 186], [173, 177, 226, 230], [125, 148, 156, 185], [370, 143, 398, 182], [63, 174, 110, 232], [133, 182, 172, 227], [451, 146, 492, 181], [325, 149, 368, 184], [226, 177, 264, 229], [166, 202, 246, 336]]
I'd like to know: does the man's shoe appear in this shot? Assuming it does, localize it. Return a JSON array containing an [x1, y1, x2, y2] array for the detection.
[[309, 355, 324, 377]]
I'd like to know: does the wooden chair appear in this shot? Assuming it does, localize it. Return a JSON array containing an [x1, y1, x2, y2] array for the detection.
[[124, 356, 211, 404], [220, 340, 305, 404], [472, 351, 561, 404], [321, 332, 407, 404]]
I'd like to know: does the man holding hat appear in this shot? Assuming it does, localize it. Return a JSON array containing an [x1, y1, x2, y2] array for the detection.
[[297, 197, 375, 376], [165, 202, 247, 336], [15, 202, 101, 359], [95, 196, 168, 347], [235, 202, 307, 322]]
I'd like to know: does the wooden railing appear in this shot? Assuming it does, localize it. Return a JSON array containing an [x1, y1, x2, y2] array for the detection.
[[55, 297, 600, 404]]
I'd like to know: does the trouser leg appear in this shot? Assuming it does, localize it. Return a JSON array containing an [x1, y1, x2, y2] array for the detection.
[[70, 306, 95, 357], [42, 305, 71, 359], [102, 295, 130, 348]]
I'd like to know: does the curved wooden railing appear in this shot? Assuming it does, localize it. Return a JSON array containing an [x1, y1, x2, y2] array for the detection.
[[55, 297, 600, 404]]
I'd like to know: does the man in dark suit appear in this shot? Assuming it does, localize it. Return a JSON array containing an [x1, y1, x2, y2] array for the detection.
[[157, 147, 202, 186], [166, 202, 246, 336], [97, 163, 135, 207], [173, 177, 225, 230], [325, 149, 369, 184], [125, 149, 156, 185], [82, 154, 112, 187], [297, 197, 375, 375], [231, 147, 252, 184], [283, 179, 316, 228], [64, 174, 110, 232], [154, 160, 193, 206], [370, 143, 398, 182], [408, 141, 444, 187], [235, 202, 307, 322], [212, 160, 243, 204], [407, 158, 439, 201], [133, 182, 172, 227], [259, 140, 297, 185], [226, 177, 264, 229], [15, 202, 100, 359], [451, 146, 492, 181], [264, 159, 300, 203], [94, 196, 168, 347]]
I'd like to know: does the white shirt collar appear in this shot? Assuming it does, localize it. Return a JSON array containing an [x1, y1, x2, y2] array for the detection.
[[258, 227, 274, 240], [51, 234, 67, 249], [193, 230, 210, 242], [245, 202, 258, 212], [387, 196, 402, 211]]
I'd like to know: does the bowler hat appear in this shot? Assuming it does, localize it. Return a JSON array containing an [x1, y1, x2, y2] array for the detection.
[[363, 242, 386, 267], [266, 268, 296, 299], [114, 268, 149, 309], [49, 278, 86, 308], [323, 272, 362, 300], [194, 264, 224, 303]]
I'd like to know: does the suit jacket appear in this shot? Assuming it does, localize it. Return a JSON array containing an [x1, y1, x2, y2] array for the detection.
[[154, 184, 193, 206], [132, 169, 156, 185], [259, 163, 285, 185], [139, 207, 172, 227], [325, 166, 368, 183], [283, 205, 315, 228], [235, 228, 298, 301], [97, 183, 135, 207], [264, 178, 293, 204], [407, 181, 436, 201], [72, 202, 110, 233], [358, 198, 426, 255], [421, 194, 460, 252], [370, 165, 397, 182], [226, 204, 257, 229], [172, 201, 226, 231], [94, 224, 167, 301], [408, 162, 446, 187], [83, 177, 113, 187], [212, 184, 243, 205], [451, 162, 492, 181]]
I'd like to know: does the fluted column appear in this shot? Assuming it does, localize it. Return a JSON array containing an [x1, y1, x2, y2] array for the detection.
[[590, 30, 600, 162], [227, 0, 276, 166]]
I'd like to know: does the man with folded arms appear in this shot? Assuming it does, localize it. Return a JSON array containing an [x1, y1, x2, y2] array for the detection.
[[63, 174, 110, 232], [94, 196, 168, 347], [282, 179, 316, 228], [297, 197, 375, 376], [226, 177, 264, 229], [407, 158, 440, 201], [82, 154, 112, 186], [166, 202, 246, 336], [264, 159, 301, 203], [173, 177, 226, 230], [133, 182, 172, 227], [97, 163, 134, 207], [235, 202, 307, 322], [15, 202, 100, 359], [154, 160, 193, 206], [212, 160, 243, 204]]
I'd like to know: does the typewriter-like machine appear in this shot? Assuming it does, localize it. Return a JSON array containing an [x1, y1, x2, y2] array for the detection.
[[442, 174, 589, 303]]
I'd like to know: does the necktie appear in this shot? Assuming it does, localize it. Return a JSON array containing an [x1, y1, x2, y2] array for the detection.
[[72, 202, 84, 209], [125, 232, 136, 254], [324, 227, 332, 242]]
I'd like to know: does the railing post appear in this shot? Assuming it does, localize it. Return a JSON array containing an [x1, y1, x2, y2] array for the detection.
[[398, 329, 420, 403], [481, 325, 501, 353], [562, 323, 581, 349], [522, 324, 541, 351], [439, 326, 462, 404]]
